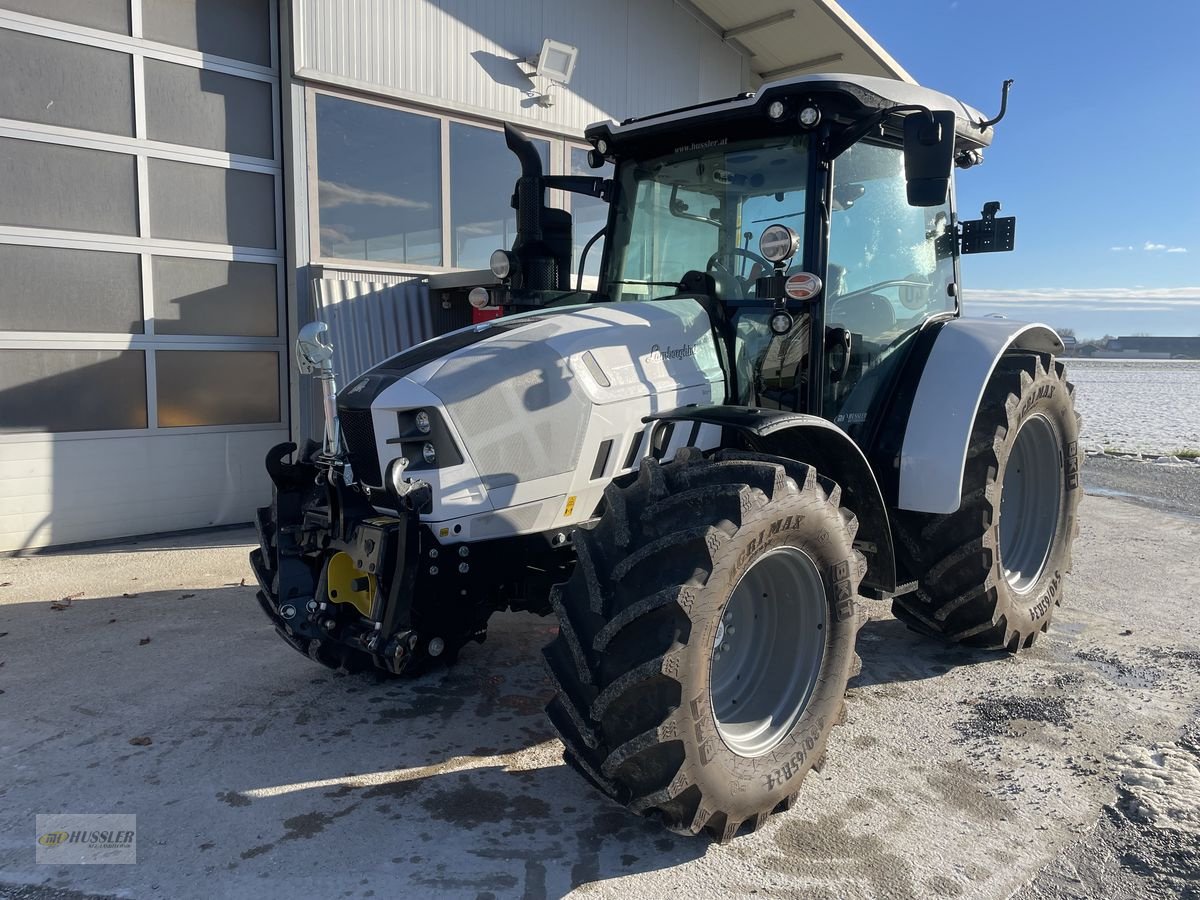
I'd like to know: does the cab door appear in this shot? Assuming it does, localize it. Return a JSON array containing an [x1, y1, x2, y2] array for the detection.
[[821, 140, 956, 436]]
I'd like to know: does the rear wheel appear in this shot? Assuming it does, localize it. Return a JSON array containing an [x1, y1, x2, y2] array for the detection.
[[542, 448, 864, 841], [892, 353, 1082, 650]]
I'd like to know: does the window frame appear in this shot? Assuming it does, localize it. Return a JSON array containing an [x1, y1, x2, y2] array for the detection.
[[566, 141, 612, 289], [0, 4, 287, 441], [307, 85, 571, 276]]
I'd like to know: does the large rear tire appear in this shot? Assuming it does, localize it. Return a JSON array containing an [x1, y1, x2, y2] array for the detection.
[[542, 448, 864, 841], [892, 353, 1082, 650]]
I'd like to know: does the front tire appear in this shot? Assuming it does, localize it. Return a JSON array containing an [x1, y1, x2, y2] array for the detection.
[[892, 353, 1082, 650], [542, 448, 864, 841]]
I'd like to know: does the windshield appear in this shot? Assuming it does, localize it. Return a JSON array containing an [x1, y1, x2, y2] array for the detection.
[[607, 136, 810, 301]]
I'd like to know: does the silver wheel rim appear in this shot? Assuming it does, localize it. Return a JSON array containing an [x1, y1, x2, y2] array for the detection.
[[709, 546, 827, 758], [999, 413, 1062, 594]]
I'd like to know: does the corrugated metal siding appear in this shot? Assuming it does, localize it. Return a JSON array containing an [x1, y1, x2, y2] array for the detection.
[[316, 268, 425, 287], [313, 277, 436, 382], [297, 277, 437, 445], [293, 0, 748, 134]]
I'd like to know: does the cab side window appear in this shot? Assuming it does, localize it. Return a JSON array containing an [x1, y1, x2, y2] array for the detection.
[[827, 140, 954, 343], [824, 140, 956, 425]]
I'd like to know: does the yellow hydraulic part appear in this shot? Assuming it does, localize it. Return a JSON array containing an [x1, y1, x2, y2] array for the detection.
[[326, 552, 375, 616]]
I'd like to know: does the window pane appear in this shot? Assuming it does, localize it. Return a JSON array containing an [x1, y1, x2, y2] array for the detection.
[[145, 59, 273, 158], [156, 350, 279, 426], [0, 349, 146, 433], [0, 138, 138, 235], [153, 257, 277, 336], [142, 0, 271, 66], [0, 244, 142, 333], [0, 31, 133, 136], [0, 0, 130, 33], [315, 95, 442, 266], [824, 140, 956, 422], [450, 123, 549, 269], [148, 159, 276, 249], [570, 147, 611, 284]]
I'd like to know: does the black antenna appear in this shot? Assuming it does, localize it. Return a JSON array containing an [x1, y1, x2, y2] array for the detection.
[[977, 79, 1014, 130]]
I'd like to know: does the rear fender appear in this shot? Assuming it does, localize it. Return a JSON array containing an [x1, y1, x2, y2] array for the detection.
[[646, 406, 897, 594], [897, 320, 1064, 514]]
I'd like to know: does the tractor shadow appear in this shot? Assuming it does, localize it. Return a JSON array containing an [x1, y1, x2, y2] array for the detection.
[[0, 584, 705, 895], [850, 613, 1009, 688]]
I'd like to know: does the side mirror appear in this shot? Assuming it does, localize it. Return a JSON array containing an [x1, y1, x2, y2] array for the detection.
[[903, 110, 956, 207]]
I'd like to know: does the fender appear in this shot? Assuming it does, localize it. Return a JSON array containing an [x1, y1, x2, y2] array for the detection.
[[897, 318, 1064, 514], [645, 405, 897, 594]]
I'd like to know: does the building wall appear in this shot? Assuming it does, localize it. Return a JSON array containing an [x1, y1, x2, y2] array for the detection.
[[0, 0, 288, 551], [292, 0, 750, 138]]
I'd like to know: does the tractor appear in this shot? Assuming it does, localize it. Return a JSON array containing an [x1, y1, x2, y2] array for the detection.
[[250, 73, 1081, 841]]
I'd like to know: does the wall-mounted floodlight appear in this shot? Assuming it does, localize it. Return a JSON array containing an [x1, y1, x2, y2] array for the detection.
[[521, 38, 579, 85]]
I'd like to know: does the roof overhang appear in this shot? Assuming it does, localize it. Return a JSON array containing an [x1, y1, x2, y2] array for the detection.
[[680, 0, 913, 85]]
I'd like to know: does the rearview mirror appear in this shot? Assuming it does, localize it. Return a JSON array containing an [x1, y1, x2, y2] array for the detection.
[[903, 110, 956, 207]]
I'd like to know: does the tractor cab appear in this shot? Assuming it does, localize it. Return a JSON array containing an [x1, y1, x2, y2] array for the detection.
[[487, 74, 1015, 440]]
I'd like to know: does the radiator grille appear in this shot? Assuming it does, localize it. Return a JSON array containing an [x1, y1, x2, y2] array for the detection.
[[338, 408, 382, 486]]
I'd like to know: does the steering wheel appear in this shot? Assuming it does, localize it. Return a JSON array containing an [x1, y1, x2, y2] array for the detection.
[[707, 247, 774, 282]]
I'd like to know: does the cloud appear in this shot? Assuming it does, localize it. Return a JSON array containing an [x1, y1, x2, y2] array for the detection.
[[964, 286, 1200, 309], [318, 180, 432, 210], [1112, 242, 1188, 253], [319, 225, 353, 245]]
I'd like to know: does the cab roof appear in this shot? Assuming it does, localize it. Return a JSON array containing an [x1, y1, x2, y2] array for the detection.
[[588, 73, 995, 152]]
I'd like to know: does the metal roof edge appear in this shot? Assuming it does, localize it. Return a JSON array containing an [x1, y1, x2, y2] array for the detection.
[[811, 0, 915, 84]]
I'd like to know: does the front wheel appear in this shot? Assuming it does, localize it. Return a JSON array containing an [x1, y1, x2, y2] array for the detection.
[[542, 448, 864, 841], [892, 352, 1082, 650]]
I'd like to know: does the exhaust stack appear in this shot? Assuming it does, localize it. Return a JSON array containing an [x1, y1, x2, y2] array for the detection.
[[503, 123, 572, 292]]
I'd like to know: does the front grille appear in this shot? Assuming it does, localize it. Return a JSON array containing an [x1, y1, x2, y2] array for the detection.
[[338, 408, 382, 486]]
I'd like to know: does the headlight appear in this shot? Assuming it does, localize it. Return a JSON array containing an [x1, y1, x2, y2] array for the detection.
[[393, 408, 464, 469], [767, 100, 786, 120], [759, 223, 800, 264], [468, 286, 490, 309], [489, 249, 514, 279]]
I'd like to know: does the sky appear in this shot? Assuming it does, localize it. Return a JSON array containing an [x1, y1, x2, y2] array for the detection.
[[840, 1, 1200, 338]]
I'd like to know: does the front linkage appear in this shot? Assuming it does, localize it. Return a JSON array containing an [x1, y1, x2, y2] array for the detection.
[[249, 441, 426, 674], [249, 321, 449, 675], [249, 440, 558, 675]]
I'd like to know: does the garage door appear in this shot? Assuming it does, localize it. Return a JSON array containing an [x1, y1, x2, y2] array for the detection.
[[0, 0, 286, 551]]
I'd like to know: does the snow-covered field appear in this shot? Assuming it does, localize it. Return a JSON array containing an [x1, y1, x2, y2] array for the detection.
[[1067, 359, 1200, 454]]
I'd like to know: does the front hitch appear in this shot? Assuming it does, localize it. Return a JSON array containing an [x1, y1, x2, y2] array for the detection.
[[251, 441, 421, 675]]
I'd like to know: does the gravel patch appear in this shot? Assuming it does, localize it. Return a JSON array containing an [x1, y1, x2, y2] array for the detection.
[[954, 693, 1073, 741]]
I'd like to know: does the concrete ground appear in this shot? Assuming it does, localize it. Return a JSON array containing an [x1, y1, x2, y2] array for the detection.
[[2, 467, 1199, 899]]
